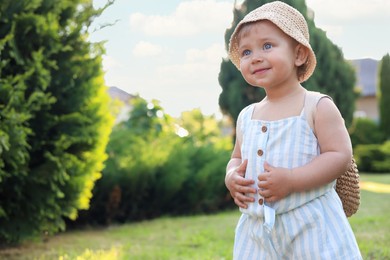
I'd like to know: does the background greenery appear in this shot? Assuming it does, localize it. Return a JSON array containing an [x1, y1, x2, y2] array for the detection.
[[0, 0, 389, 255], [71, 97, 234, 226], [0, 0, 113, 243], [378, 54, 390, 138], [0, 174, 389, 260]]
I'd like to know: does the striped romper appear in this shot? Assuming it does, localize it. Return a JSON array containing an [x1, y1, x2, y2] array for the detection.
[[233, 98, 362, 259]]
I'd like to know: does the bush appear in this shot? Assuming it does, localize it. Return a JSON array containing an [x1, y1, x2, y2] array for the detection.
[[73, 100, 234, 226], [169, 141, 232, 215], [350, 117, 385, 147], [354, 141, 390, 173], [0, 0, 113, 243], [80, 133, 233, 225]]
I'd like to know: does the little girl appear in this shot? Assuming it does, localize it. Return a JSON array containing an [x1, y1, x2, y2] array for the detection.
[[225, 1, 362, 259]]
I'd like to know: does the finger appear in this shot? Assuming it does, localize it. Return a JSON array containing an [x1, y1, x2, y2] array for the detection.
[[265, 195, 277, 203], [234, 183, 256, 196], [258, 180, 267, 189], [236, 159, 248, 174], [264, 161, 272, 172], [239, 185, 257, 194], [258, 173, 266, 182], [235, 192, 255, 202], [258, 189, 270, 198], [234, 197, 251, 209], [238, 178, 255, 187], [258, 172, 270, 182]]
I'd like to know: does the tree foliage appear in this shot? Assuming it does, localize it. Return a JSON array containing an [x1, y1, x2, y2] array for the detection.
[[378, 53, 390, 139], [350, 118, 385, 147], [0, 0, 113, 243], [177, 109, 222, 145], [355, 141, 390, 173], [75, 97, 233, 225], [218, 0, 356, 127]]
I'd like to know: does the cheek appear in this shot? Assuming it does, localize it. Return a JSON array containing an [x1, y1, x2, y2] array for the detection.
[[239, 60, 250, 74], [239, 60, 244, 71], [241, 70, 257, 86], [239, 65, 251, 81]]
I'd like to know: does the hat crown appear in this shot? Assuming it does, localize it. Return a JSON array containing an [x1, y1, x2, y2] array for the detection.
[[242, 1, 310, 43]]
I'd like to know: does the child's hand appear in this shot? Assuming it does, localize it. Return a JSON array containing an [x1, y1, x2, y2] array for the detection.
[[226, 159, 256, 209], [258, 162, 293, 203]]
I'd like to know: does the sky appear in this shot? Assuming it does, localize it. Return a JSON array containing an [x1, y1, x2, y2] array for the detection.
[[90, 0, 390, 118]]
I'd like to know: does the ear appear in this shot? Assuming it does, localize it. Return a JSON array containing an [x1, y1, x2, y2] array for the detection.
[[294, 44, 309, 67]]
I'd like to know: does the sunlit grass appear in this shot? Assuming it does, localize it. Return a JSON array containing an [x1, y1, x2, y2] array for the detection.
[[1, 174, 389, 259], [0, 212, 238, 260], [349, 174, 390, 259]]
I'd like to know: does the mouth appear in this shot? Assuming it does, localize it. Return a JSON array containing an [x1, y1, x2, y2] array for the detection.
[[252, 68, 270, 74]]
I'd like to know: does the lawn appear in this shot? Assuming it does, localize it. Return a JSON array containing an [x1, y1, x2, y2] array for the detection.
[[1, 174, 389, 260]]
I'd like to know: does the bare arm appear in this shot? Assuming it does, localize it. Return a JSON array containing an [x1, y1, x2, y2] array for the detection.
[[291, 97, 352, 191]]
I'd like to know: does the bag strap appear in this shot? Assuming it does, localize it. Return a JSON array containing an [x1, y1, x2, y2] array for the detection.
[[304, 90, 332, 135]]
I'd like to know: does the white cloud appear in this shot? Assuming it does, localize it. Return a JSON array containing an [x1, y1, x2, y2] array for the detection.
[[129, 0, 234, 37], [307, 0, 390, 21], [306, 0, 390, 59], [102, 55, 120, 71], [185, 43, 226, 63], [156, 43, 225, 82], [123, 44, 227, 108], [132, 41, 163, 57], [319, 25, 344, 38]]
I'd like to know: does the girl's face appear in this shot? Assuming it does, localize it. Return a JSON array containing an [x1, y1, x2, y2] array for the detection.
[[238, 20, 300, 89]]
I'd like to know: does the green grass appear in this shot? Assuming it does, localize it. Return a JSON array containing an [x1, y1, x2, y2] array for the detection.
[[0, 212, 239, 260], [1, 174, 389, 260], [349, 174, 390, 259]]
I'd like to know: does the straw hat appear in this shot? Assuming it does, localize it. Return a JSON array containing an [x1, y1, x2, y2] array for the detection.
[[229, 1, 316, 83]]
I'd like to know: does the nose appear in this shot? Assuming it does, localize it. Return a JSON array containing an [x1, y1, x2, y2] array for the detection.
[[251, 50, 263, 64]]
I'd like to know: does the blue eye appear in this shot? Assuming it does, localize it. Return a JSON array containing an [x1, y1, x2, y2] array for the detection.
[[242, 49, 251, 56], [263, 43, 272, 50]]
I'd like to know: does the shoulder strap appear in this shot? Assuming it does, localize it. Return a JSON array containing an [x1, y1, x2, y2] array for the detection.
[[304, 91, 332, 135], [236, 103, 255, 144]]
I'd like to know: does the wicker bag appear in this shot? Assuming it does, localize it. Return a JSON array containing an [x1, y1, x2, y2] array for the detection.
[[335, 157, 360, 217], [305, 91, 360, 217]]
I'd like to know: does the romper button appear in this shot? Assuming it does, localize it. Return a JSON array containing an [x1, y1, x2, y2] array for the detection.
[[257, 149, 264, 156], [258, 198, 264, 205], [261, 126, 267, 133]]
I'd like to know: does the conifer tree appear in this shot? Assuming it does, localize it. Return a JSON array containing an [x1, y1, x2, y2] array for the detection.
[[378, 53, 390, 139], [0, 0, 113, 243]]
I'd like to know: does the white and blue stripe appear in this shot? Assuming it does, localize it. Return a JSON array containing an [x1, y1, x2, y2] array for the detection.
[[233, 100, 362, 259]]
